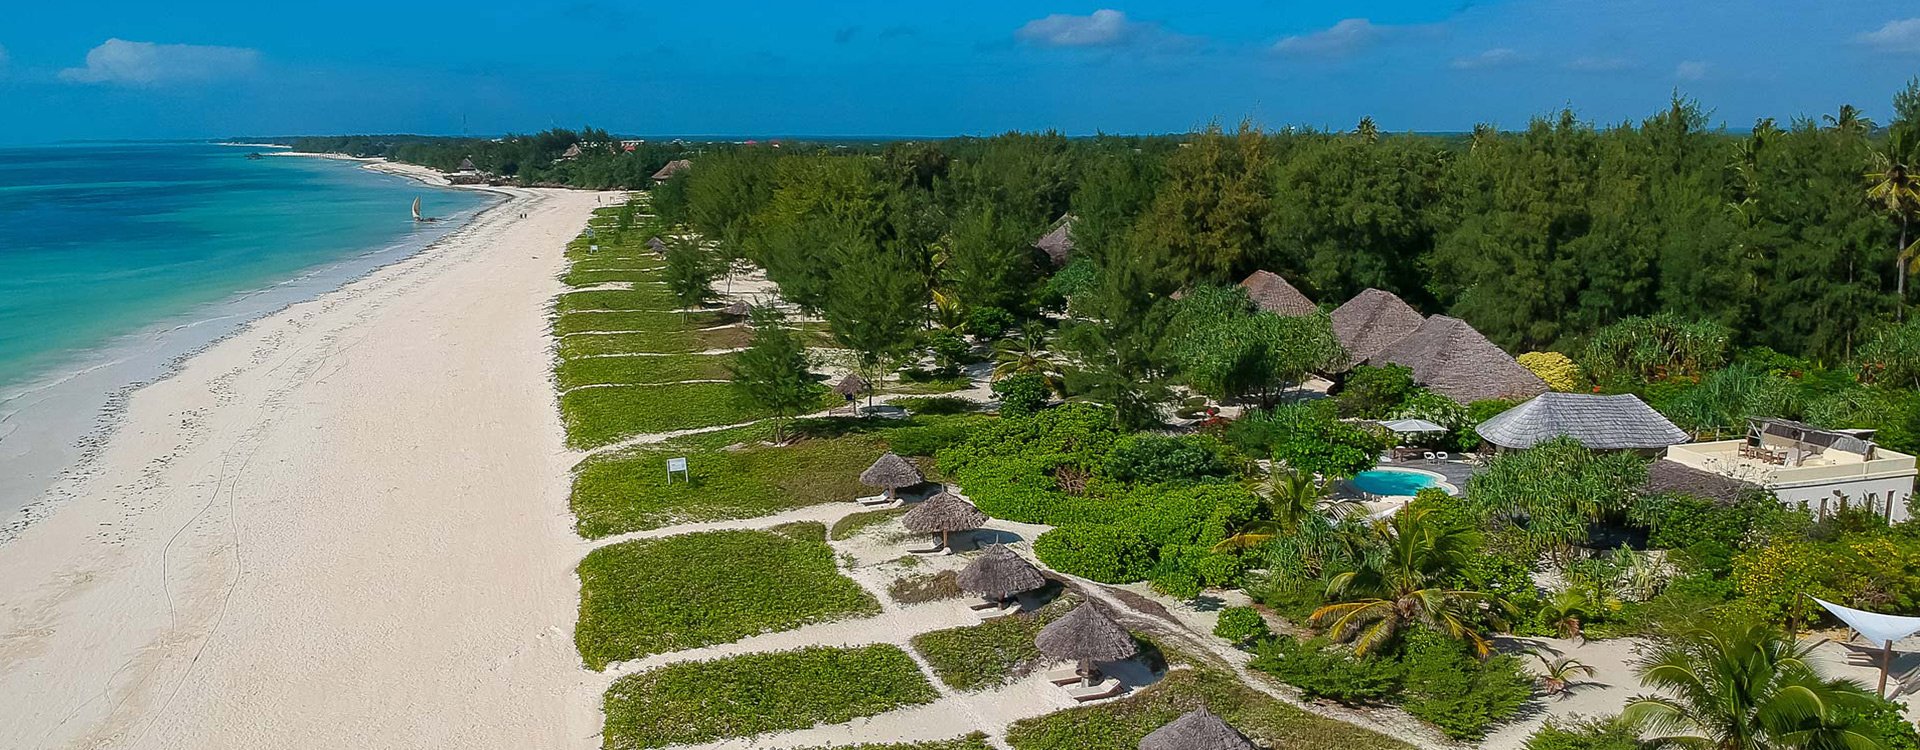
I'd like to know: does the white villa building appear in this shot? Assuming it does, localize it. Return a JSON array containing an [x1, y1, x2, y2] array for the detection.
[[1661, 419, 1917, 522]]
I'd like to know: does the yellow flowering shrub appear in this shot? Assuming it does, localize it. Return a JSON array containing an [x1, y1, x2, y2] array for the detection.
[[1518, 351, 1581, 392]]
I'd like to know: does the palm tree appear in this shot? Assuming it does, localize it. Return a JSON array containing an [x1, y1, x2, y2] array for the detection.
[[1309, 506, 1513, 657], [1622, 619, 1889, 750], [1210, 470, 1361, 552], [1868, 127, 1920, 308], [1538, 586, 1611, 642], [1824, 105, 1875, 138], [991, 322, 1064, 394], [1354, 116, 1380, 144], [1532, 651, 1597, 697]]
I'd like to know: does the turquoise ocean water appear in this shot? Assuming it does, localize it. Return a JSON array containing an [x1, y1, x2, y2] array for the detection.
[[0, 143, 496, 524]]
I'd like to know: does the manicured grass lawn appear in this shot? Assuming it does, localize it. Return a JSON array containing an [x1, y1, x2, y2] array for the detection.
[[570, 429, 886, 537], [910, 597, 1074, 691], [576, 528, 880, 669], [565, 268, 668, 287], [556, 287, 675, 313], [557, 354, 734, 391], [1006, 669, 1414, 750], [566, 257, 664, 273], [560, 382, 833, 450], [602, 644, 940, 749], [552, 310, 729, 335], [796, 735, 991, 750], [557, 326, 753, 357]]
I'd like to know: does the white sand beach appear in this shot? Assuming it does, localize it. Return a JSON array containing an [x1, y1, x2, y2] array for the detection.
[[0, 183, 615, 748]]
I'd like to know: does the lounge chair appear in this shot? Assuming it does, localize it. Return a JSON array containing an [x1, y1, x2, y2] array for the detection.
[[906, 539, 948, 555], [1436, 451, 1449, 462], [1044, 665, 1084, 686], [1423, 451, 1436, 464], [1064, 678, 1124, 702], [856, 494, 895, 507], [968, 597, 1003, 611], [978, 604, 1019, 619]]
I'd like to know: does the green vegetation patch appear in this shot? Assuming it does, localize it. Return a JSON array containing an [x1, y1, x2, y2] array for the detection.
[[570, 429, 886, 537], [558, 327, 753, 357], [888, 570, 965, 604], [910, 598, 1074, 691], [575, 530, 880, 669], [601, 645, 940, 749], [561, 382, 812, 450], [556, 287, 675, 313], [553, 310, 728, 335], [830, 506, 909, 540], [565, 268, 667, 287], [1006, 669, 1413, 750], [558, 354, 733, 391]]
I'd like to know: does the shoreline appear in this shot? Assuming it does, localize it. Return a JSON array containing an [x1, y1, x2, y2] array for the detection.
[[0, 180, 618, 747], [0, 154, 501, 541]]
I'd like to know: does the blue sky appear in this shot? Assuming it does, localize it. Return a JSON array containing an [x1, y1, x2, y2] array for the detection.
[[2, 1, 1918, 143]]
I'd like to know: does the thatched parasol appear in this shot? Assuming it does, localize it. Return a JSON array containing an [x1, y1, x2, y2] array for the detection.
[[646, 236, 669, 255], [1138, 709, 1254, 750], [722, 301, 751, 317], [901, 491, 988, 548], [858, 452, 924, 501], [957, 544, 1046, 602], [832, 373, 871, 398], [1034, 603, 1138, 685]]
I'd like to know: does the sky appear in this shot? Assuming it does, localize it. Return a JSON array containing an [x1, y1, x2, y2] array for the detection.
[[2, 1, 1919, 143]]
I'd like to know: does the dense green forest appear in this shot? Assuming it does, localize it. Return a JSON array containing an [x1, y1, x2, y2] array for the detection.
[[282, 128, 705, 189]]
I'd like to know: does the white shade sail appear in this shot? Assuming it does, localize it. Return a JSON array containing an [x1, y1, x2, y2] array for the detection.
[[1813, 597, 1920, 648], [1378, 418, 1448, 434]]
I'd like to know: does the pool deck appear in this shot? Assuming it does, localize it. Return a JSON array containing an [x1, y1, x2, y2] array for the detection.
[[1359, 457, 1483, 493]]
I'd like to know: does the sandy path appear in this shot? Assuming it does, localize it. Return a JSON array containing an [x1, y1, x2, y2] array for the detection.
[[0, 187, 613, 749]]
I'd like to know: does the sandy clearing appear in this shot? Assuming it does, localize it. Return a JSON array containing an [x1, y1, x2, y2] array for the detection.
[[0, 186, 613, 749]]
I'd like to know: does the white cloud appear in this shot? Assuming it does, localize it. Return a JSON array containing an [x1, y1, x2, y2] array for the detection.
[[60, 39, 259, 86], [1566, 56, 1636, 73], [1015, 9, 1144, 48], [1272, 18, 1388, 57], [1450, 48, 1525, 70], [1674, 60, 1709, 81], [1858, 18, 1920, 54]]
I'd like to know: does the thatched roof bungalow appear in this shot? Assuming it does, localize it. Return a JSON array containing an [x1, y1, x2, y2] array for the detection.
[[1035, 214, 1076, 267], [1330, 288, 1427, 368], [1237, 270, 1317, 316], [651, 159, 692, 182], [957, 545, 1047, 601], [1366, 315, 1548, 404], [1139, 709, 1255, 750], [1477, 393, 1688, 453]]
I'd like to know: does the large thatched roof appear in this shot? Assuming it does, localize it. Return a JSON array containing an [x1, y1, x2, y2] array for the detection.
[[832, 373, 871, 397], [1036, 214, 1076, 267], [1139, 709, 1255, 750], [1477, 393, 1689, 451], [1035, 604, 1138, 662], [1366, 315, 1548, 404], [957, 545, 1047, 599], [651, 159, 692, 182], [1643, 459, 1759, 505], [458, 156, 479, 172], [902, 491, 988, 533], [1331, 288, 1427, 367], [859, 452, 924, 489], [1238, 271, 1317, 316]]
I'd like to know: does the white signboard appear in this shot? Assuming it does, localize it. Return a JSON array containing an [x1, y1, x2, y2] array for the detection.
[[666, 457, 689, 484]]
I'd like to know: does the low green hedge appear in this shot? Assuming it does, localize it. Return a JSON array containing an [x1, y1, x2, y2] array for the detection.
[[1034, 525, 1156, 584], [557, 353, 733, 390], [1005, 668, 1413, 750], [556, 287, 675, 313], [601, 645, 940, 749], [560, 382, 822, 450]]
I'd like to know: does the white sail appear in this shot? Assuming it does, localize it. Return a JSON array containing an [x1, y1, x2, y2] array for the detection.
[[411, 197, 423, 221]]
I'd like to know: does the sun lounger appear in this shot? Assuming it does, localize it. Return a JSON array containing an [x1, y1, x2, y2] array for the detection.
[[1423, 451, 1436, 464], [977, 604, 1019, 619], [856, 494, 895, 507], [1064, 678, 1124, 702], [1436, 451, 1449, 462], [905, 539, 947, 555], [1044, 666, 1084, 685], [969, 597, 1003, 611]]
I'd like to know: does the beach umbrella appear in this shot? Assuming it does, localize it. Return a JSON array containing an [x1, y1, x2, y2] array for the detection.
[[901, 491, 988, 548], [1034, 603, 1138, 685], [858, 452, 924, 501], [956, 544, 1046, 602], [1139, 709, 1254, 750], [1377, 418, 1448, 434], [832, 373, 872, 413], [722, 301, 751, 317], [647, 236, 669, 256]]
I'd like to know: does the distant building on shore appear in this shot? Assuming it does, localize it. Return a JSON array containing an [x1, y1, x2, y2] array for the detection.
[[651, 159, 692, 183], [1034, 214, 1075, 267], [448, 156, 491, 185], [1663, 418, 1917, 521]]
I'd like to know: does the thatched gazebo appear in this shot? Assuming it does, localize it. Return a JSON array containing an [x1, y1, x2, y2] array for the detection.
[[651, 159, 692, 182], [859, 452, 924, 502], [1139, 709, 1254, 750], [901, 491, 988, 550], [1035, 603, 1138, 686], [957, 544, 1046, 605]]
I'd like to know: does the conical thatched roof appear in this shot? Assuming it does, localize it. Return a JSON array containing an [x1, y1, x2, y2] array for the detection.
[[832, 373, 871, 397], [1331, 288, 1427, 367], [1366, 315, 1547, 404], [902, 491, 988, 533], [1238, 270, 1316, 317], [859, 452, 924, 489], [458, 156, 479, 172], [1139, 709, 1255, 750], [1036, 214, 1076, 267], [1035, 604, 1138, 662], [722, 301, 751, 317], [1477, 393, 1688, 451], [1642, 459, 1759, 506], [957, 544, 1047, 599], [647, 236, 669, 254], [651, 159, 692, 182]]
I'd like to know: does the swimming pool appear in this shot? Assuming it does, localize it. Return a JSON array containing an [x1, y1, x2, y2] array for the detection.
[[1349, 468, 1457, 498]]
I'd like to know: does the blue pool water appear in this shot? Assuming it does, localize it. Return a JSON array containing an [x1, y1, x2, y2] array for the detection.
[[1350, 468, 1446, 497]]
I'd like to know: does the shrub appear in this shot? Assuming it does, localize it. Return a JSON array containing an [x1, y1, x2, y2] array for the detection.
[[1005, 668, 1413, 750], [888, 570, 965, 604], [1101, 434, 1239, 485], [1225, 400, 1387, 477], [993, 372, 1051, 417], [1522, 716, 1644, 750], [927, 329, 973, 377], [1034, 525, 1156, 583], [1397, 633, 1532, 740], [1249, 636, 1403, 703], [1517, 351, 1581, 392], [1212, 606, 1271, 646], [892, 396, 981, 415], [601, 645, 939, 749], [830, 507, 907, 540], [1336, 365, 1418, 418], [967, 306, 1017, 340], [911, 598, 1074, 690]]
